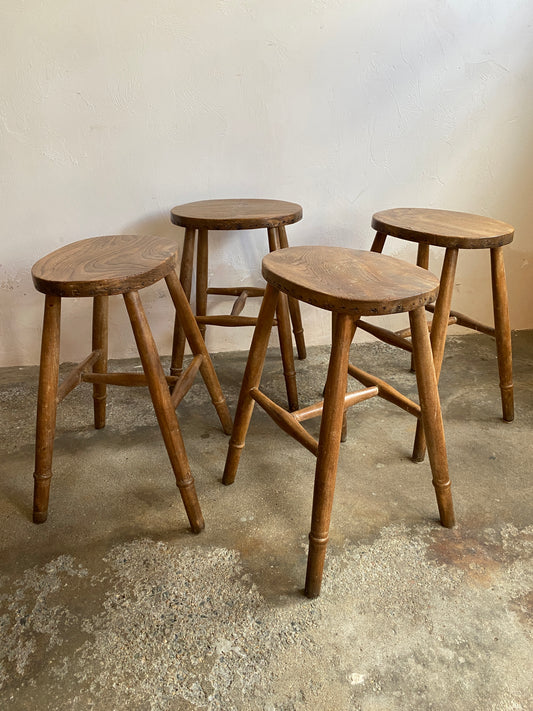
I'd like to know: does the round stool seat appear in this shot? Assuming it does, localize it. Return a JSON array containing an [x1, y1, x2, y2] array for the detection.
[[32, 235, 178, 298], [372, 208, 514, 250], [262, 246, 439, 316], [170, 198, 302, 231]]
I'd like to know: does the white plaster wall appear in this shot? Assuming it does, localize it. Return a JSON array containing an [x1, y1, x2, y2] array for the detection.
[[1, 0, 532, 366]]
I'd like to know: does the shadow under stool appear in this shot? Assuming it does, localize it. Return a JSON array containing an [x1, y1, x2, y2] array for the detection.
[[31, 234, 233, 531], [170, 198, 307, 411], [222, 246, 455, 598], [361, 208, 514, 460]]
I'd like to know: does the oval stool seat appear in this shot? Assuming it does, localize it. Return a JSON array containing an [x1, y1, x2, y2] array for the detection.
[[31, 233, 233, 531], [170, 198, 302, 231], [262, 246, 439, 315], [368, 207, 514, 427], [372, 208, 514, 250], [169, 197, 307, 411], [223, 246, 454, 598], [32, 234, 178, 298]]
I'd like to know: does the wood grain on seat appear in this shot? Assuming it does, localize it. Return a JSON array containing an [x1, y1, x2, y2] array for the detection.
[[262, 246, 439, 315], [169, 199, 306, 407], [31, 233, 233, 530], [372, 208, 514, 249], [32, 235, 178, 298], [369, 206, 514, 427], [170, 199, 302, 231], [223, 245, 454, 598]]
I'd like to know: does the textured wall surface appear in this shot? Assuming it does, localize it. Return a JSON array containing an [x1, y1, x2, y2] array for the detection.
[[1, 1, 532, 365]]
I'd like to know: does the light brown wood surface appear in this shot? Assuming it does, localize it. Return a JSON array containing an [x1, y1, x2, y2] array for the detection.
[[32, 235, 178, 297], [261, 246, 440, 316], [169, 199, 306, 409], [223, 246, 455, 598], [170, 198, 302, 230], [123, 289, 205, 533], [372, 208, 514, 249], [32, 233, 233, 531], [370, 207, 515, 430]]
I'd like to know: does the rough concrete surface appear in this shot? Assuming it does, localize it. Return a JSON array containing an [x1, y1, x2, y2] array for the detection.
[[0, 332, 532, 710]]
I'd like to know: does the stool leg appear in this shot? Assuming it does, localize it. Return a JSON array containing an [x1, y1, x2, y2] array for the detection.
[[490, 246, 514, 422], [339, 318, 358, 441], [33, 295, 61, 523], [124, 290, 204, 533], [223, 283, 279, 485], [278, 225, 307, 360], [410, 305, 455, 528], [412, 247, 458, 462], [268, 228, 298, 411], [171, 227, 196, 377], [165, 270, 233, 435], [409, 243, 431, 371], [416, 242, 430, 270], [370, 231, 387, 253], [92, 295, 108, 429], [305, 312, 353, 598], [277, 291, 299, 411], [196, 228, 209, 341]]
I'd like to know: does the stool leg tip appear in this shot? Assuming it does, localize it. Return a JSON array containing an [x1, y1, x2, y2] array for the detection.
[[221, 417, 233, 437], [190, 519, 205, 534], [33, 511, 48, 524], [304, 585, 321, 599], [438, 502, 455, 529], [222, 443, 243, 485]]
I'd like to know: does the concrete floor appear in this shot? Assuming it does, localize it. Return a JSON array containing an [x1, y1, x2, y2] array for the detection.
[[0, 331, 532, 710]]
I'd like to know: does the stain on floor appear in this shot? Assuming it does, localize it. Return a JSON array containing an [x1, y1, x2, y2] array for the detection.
[[1, 333, 532, 709], [1, 522, 532, 710]]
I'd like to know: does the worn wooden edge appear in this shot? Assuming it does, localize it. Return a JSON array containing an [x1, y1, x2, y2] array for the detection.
[[371, 208, 514, 249], [262, 248, 439, 316], [32, 236, 179, 297], [170, 201, 303, 230]]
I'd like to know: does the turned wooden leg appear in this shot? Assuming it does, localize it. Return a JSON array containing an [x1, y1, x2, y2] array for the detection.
[[339, 318, 359, 441], [409, 243, 432, 371], [278, 225, 306, 360], [491, 246, 514, 422], [165, 270, 233, 435], [305, 312, 354, 598], [92, 295, 108, 429], [124, 290, 204, 533], [277, 291, 299, 412], [33, 295, 61, 523], [171, 227, 196, 377], [196, 228, 209, 341], [413, 247, 458, 462], [410, 306, 455, 528], [268, 228, 298, 411], [287, 298, 307, 360], [223, 283, 279, 485]]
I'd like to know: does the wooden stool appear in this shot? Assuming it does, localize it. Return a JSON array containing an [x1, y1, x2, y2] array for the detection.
[[222, 246, 455, 598], [364, 208, 514, 460], [170, 198, 307, 411], [31, 234, 233, 531]]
